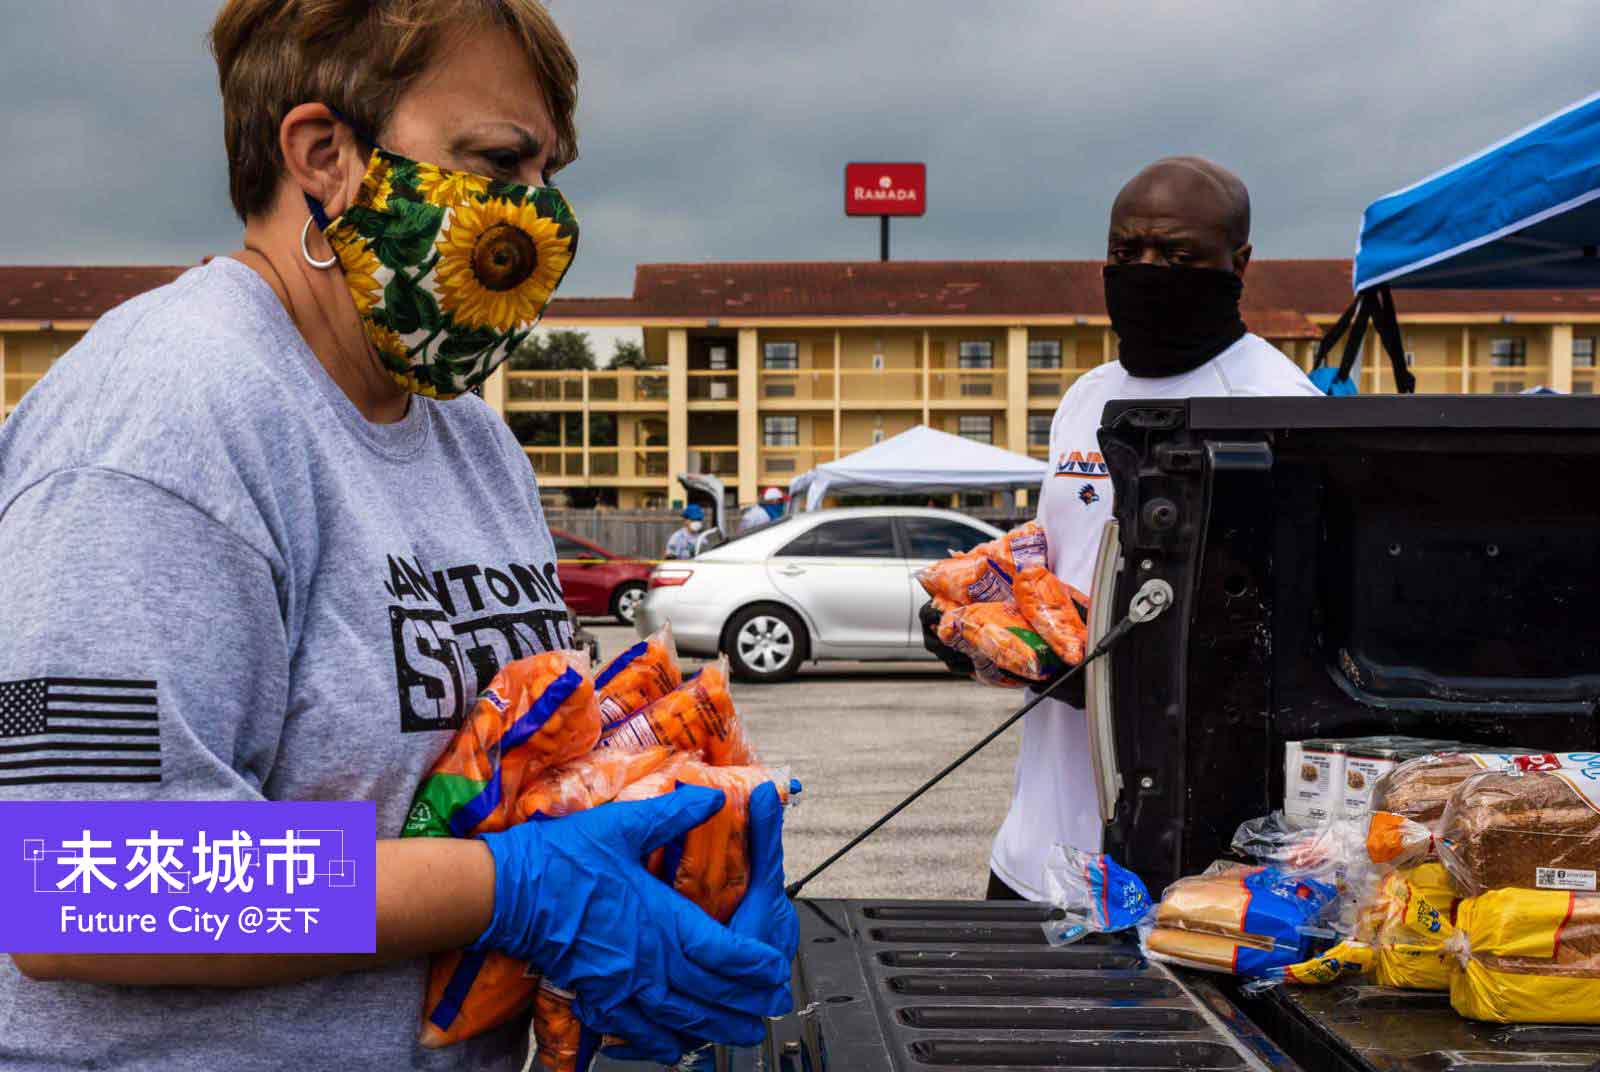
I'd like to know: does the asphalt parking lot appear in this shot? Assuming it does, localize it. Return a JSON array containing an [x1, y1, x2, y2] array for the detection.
[[586, 623, 1022, 901]]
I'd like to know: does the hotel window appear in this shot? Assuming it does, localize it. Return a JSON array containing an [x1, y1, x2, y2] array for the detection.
[[958, 341, 994, 369], [763, 416, 798, 447], [1489, 338, 1526, 367], [1574, 337, 1595, 368], [957, 415, 993, 444], [1492, 380, 1525, 394], [707, 345, 730, 371], [763, 341, 798, 370], [1028, 414, 1052, 448], [1027, 339, 1063, 369]]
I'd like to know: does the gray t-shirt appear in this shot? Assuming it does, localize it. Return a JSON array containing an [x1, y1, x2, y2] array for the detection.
[[0, 257, 571, 1070]]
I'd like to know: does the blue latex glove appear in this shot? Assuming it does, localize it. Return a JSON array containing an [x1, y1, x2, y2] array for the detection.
[[602, 779, 800, 1063], [473, 785, 790, 1064]]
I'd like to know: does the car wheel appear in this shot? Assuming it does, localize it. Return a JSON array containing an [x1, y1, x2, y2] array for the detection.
[[611, 581, 647, 626], [725, 605, 806, 683]]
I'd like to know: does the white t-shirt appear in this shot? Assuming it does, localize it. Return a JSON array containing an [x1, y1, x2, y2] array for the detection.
[[989, 332, 1321, 901]]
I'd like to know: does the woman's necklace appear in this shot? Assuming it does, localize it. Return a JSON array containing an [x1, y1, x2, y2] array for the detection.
[[242, 243, 382, 390]]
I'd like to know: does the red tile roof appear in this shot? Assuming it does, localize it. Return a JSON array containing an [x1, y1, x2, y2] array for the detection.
[[0, 265, 186, 321], [620, 260, 1600, 329], [4, 260, 1599, 334]]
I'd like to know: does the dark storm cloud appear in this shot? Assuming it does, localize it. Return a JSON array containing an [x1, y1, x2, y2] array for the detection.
[[2, 0, 1594, 296]]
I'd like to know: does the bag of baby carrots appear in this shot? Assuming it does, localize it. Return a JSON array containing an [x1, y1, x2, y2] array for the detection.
[[938, 601, 1064, 683], [916, 520, 1048, 607], [532, 760, 798, 1071], [1012, 566, 1089, 666], [596, 657, 757, 766], [417, 746, 675, 1049], [594, 624, 682, 727], [402, 650, 603, 840]]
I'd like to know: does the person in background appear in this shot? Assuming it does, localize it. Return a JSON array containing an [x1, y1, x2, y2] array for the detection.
[[0, 2, 793, 1068], [739, 486, 785, 532], [984, 156, 1322, 902], [665, 503, 705, 558]]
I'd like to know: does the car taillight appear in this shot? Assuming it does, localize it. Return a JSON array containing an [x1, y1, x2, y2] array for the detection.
[[650, 567, 694, 589]]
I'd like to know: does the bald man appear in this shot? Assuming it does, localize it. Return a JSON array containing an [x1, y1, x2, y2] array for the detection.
[[985, 157, 1320, 901]]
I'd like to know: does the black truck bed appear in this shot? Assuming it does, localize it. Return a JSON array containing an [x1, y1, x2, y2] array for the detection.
[[606, 898, 1294, 1072], [604, 897, 1600, 1072]]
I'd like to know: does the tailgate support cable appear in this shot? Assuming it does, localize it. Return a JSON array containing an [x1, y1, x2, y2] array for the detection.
[[785, 578, 1174, 899]]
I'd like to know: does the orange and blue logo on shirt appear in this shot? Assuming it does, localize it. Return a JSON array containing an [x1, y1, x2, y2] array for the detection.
[[1078, 484, 1100, 506], [1055, 450, 1109, 479]]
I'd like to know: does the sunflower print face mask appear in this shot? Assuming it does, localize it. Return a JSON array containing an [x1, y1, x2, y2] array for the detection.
[[320, 147, 578, 399]]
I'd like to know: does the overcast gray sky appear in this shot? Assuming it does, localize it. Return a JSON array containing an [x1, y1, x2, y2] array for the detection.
[[1, 1, 1594, 299]]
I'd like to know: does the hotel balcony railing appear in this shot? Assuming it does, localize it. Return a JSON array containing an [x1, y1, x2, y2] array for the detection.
[[686, 370, 739, 401], [523, 445, 670, 479], [687, 446, 740, 477], [758, 446, 837, 477], [506, 369, 670, 405], [929, 368, 1005, 402], [522, 445, 586, 477], [506, 371, 586, 403], [836, 368, 921, 403], [586, 369, 670, 403], [1027, 367, 1087, 401], [760, 368, 837, 402]]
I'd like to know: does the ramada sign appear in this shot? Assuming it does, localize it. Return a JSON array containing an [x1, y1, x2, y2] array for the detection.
[[845, 163, 926, 217]]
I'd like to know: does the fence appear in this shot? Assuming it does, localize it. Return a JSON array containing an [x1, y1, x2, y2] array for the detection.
[[543, 508, 682, 559], [542, 504, 1032, 560]]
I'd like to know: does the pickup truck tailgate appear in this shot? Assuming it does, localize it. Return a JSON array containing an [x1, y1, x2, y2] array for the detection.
[[616, 898, 1296, 1071]]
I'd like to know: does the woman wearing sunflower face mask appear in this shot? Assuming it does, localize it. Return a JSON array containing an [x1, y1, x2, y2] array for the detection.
[[0, 2, 795, 1070]]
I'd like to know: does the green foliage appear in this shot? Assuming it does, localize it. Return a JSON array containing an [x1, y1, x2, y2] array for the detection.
[[509, 329, 596, 371], [610, 339, 651, 369]]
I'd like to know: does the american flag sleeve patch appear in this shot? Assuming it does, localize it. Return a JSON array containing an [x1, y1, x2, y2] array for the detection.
[[0, 678, 161, 786]]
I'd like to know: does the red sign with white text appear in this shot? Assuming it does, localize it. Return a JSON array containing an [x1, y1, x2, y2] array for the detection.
[[845, 162, 926, 217]]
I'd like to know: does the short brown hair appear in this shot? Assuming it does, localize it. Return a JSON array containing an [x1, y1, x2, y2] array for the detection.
[[209, 0, 578, 220]]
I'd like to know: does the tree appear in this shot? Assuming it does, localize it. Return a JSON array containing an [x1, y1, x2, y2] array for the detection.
[[508, 329, 596, 370], [610, 339, 651, 369]]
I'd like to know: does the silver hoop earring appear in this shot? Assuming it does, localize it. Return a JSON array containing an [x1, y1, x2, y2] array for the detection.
[[300, 216, 339, 270]]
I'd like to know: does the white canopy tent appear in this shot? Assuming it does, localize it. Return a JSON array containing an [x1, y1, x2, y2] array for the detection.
[[787, 425, 1048, 512]]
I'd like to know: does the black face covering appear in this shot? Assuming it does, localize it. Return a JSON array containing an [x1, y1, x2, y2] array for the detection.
[[1103, 263, 1247, 378]]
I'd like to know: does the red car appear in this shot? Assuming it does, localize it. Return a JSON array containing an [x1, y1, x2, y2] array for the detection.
[[550, 529, 654, 625]]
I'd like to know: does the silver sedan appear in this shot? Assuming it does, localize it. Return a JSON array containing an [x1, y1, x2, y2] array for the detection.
[[635, 507, 1003, 682]]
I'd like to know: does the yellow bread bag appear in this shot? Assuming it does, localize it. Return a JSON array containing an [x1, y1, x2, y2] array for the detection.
[[1272, 863, 1457, 989], [1449, 888, 1600, 1023], [1372, 862, 1458, 990], [1276, 940, 1373, 985]]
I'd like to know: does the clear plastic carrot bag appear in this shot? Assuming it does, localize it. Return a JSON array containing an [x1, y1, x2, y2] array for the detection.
[[595, 624, 682, 727], [541, 758, 798, 1071], [596, 657, 756, 766], [403, 650, 602, 839], [1012, 566, 1089, 666], [416, 747, 673, 1049], [658, 760, 798, 923], [916, 521, 1047, 607], [938, 601, 1064, 683]]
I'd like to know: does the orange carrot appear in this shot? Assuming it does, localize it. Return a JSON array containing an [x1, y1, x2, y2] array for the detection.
[[595, 625, 683, 727], [596, 658, 756, 766], [1012, 566, 1089, 666]]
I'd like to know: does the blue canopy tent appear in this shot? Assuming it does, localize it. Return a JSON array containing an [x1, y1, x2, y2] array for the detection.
[[1316, 91, 1600, 394]]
